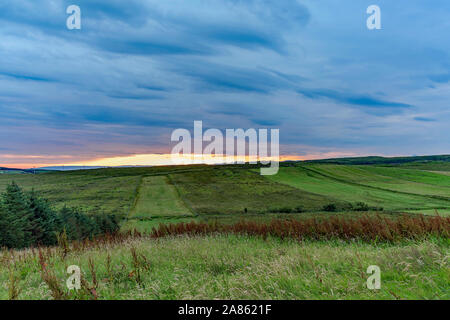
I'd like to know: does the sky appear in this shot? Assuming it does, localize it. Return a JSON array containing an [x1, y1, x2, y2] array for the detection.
[[0, 0, 449, 168]]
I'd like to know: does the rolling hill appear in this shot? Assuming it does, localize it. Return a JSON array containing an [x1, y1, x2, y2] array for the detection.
[[0, 158, 449, 232]]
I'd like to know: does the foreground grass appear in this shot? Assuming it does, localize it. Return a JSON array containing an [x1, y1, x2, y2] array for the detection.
[[1, 235, 448, 300]]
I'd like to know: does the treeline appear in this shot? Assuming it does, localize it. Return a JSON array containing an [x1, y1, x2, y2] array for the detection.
[[0, 182, 120, 249]]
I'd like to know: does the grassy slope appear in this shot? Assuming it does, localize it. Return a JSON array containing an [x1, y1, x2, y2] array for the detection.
[[2, 235, 448, 300], [168, 168, 339, 214], [384, 162, 450, 171], [265, 166, 450, 211], [0, 172, 140, 216], [0, 165, 214, 217], [404, 209, 450, 217], [309, 164, 450, 197], [432, 171, 450, 176], [360, 166, 450, 187], [306, 155, 450, 166], [1, 162, 449, 223], [129, 176, 192, 219]]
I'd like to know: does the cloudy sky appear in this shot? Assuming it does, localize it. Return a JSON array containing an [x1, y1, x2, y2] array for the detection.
[[1, 0, 449, 168]]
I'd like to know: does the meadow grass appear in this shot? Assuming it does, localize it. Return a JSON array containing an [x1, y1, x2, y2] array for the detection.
[[431, 171, 450, 176], [151, 215, 449, 242], [266, 166, 450, 211], [168, 168, 338, 215], [356, 165, 450, 188], [121, 211, 422, 233], [1, 235, 448, 300], [129, 176, 191, 219], [1, 163, 449, 300], [0, 172, 140, 216], [385, 162, 450, 171], [309, 164, 450, 197], [0, 165, 215, 216], [122, 217, 199, 233], [2, 163, 450, 232], [404, 209, 450, 217]]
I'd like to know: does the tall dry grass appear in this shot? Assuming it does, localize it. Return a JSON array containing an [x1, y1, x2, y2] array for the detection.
[[151, 215, 450, 242]]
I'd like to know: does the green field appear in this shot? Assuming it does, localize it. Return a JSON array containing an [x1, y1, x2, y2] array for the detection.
[[0, 172, 140, 216], [432, 171, 450, 176], [1, 159, 449, 300], [129, 176, 192, 219], [405, 209, 450, 217], [308, 165, 450, 197], [265, 166, 450, 211], [1, 162, 450, 227], [168, 168, 340, 215], [386, 162, 450, 171], [1, 235, 448, 300]]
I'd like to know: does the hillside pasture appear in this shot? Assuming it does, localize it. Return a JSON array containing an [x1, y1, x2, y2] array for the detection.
[[0, 172, 139, 216], [129, 176, 192, 219], [1, 163, 450, 229], [168, 168, 341, 215], [265, 166, 450, 211], [309, 164, 450, 196]]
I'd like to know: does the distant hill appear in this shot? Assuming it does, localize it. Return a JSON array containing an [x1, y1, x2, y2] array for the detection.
[[2, 155, 449, 174], [0, 167, 23, 171], [302, 155, 450, 165], [0, 165, 154, 174], [0, 167, 28, 174], [37, 166, 109, 171], [0, 167, 52, 174], [36, 165, 152, 171]]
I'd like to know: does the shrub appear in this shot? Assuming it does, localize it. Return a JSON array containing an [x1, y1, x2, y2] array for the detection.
[[294, 206, 304, 213], [268, 207, 294, 213], [278, 207, 293, 213], [353, 202, 370, 211], [322, 203, 337, 212]]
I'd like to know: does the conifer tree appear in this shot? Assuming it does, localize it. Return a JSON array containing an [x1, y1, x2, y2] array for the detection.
[[27, 190, 59, 246], [1, 182, 34, 248]]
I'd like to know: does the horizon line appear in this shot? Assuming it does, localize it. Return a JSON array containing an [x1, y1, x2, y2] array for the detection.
[[2, 152, 449, 170]]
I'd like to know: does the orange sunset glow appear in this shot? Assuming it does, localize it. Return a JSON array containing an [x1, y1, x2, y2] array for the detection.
[[1, 152, 361, 169]]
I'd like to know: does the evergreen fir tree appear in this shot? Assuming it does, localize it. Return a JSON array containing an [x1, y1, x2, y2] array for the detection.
[[27, 190, 59, 246], [1, 182, 34, 248]]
